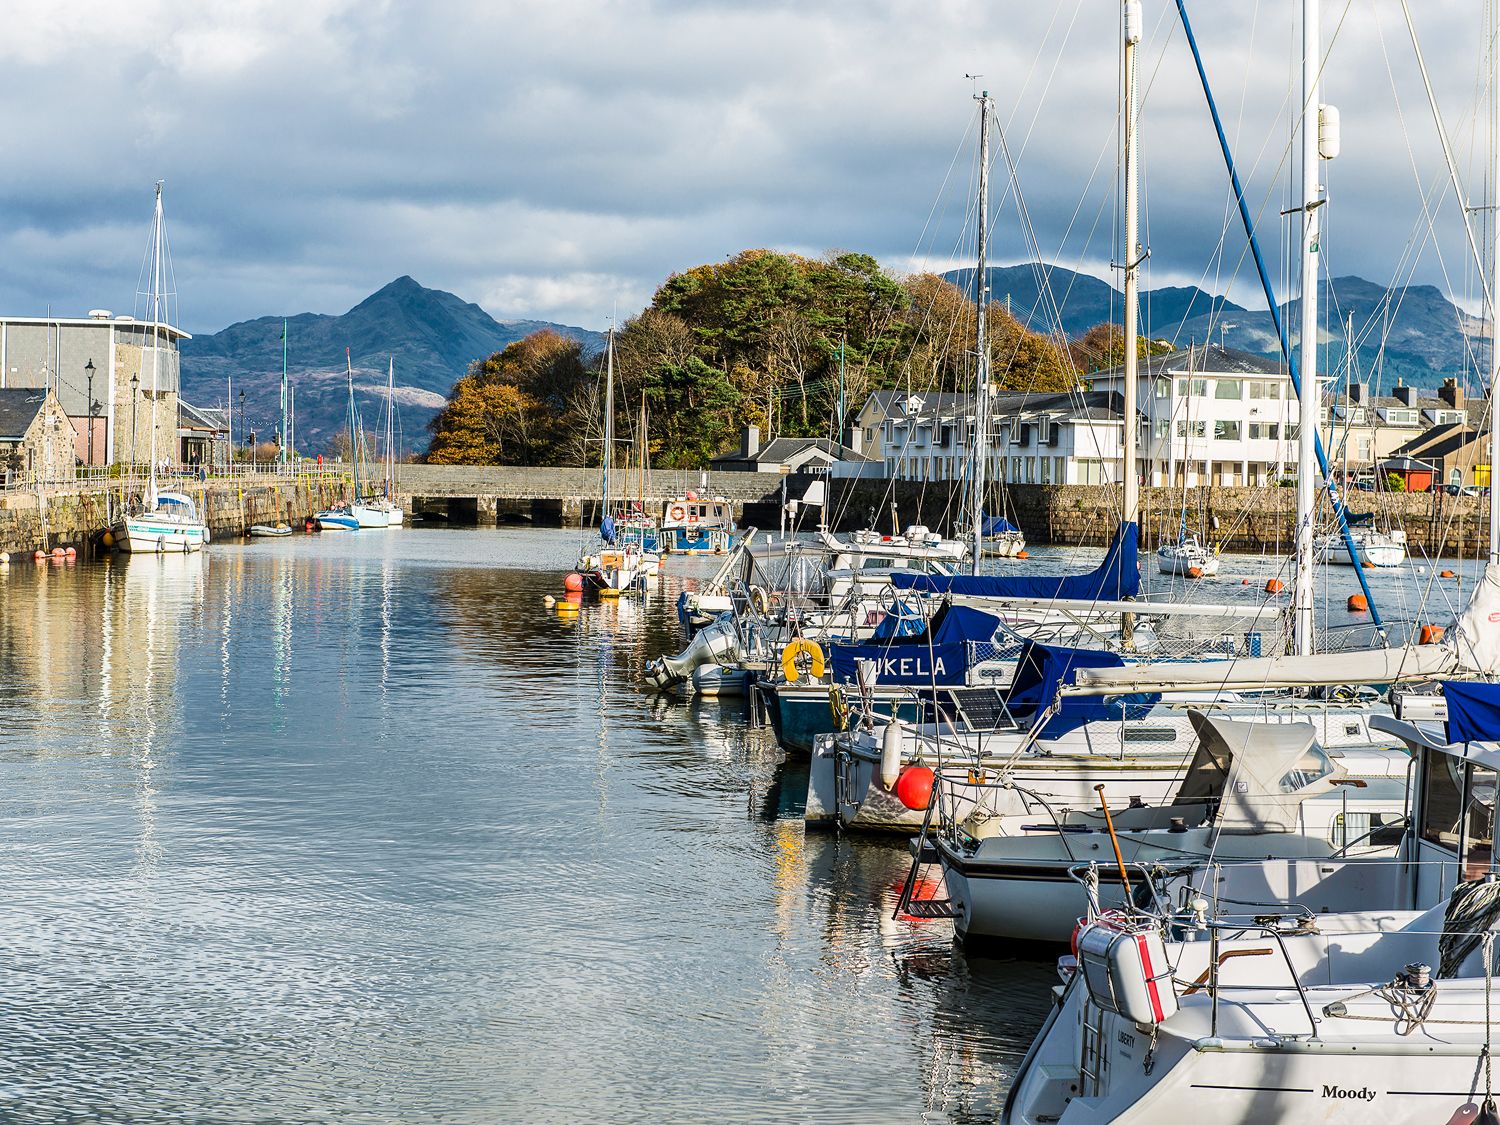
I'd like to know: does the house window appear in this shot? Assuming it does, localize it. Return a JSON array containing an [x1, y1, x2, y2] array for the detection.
[[1154, 418, 1170, 439], [1383, 409, 1418, 426], [1214, 379, 1243, 400], [1214, 420, 1241, 440], [865, 427, 874, 443], [1041, 457, 1053, 483], [1248, 422, 1279, 440], [1175, 419, 1206, 438], [1286, 423, 1301, 440], [1249, 381, 1282, 400], [1177, 378, 1208, 397], [1155, 378, 1170, 398]]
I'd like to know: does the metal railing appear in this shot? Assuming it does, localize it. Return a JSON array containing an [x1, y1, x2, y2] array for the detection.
[[0, 461, 358, 495]]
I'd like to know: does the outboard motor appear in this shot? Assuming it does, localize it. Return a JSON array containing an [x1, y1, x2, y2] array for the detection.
[[645, 616, 743, 692]]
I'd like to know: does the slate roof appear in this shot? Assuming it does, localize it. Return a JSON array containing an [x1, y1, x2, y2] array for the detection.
[[1391, 423, 1480, 460], [0, 389, 49, 441], [709, 436, 874, 467]]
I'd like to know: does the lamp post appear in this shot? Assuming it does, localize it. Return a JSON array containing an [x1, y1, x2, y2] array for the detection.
[[84, 359, 96, 466], [130, 372, 140, 468]]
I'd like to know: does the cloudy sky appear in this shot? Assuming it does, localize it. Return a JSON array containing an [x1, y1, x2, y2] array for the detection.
[[0, 1, 1490, 335]]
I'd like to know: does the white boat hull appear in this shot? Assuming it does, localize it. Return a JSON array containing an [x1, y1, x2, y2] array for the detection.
[[113, 516, 206, 553]]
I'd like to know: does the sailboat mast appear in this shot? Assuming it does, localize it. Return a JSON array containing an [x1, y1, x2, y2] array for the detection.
[[347, 349, 360, 497], [280, 318, 289, 466], [1490, 3, 1500, 565], [148, 182, 164, 477], [1122, 1, 1142, 529], [1293, 0, 1322, 657], [971, 89, 992, 576], [387, 356, 396, 497], [602, 328, 615, 515]]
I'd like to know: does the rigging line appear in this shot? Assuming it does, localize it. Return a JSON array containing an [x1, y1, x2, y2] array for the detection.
[[1400, 0, 1495, 316]]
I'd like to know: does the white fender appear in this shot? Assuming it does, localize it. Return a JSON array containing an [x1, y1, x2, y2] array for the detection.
[[880, 718, 904, 790]]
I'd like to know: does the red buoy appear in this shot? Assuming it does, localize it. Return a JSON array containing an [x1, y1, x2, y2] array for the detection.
[[563, 572, 585, 593], [1265, 578, 1285, 594], [1241, 578, 1250, 585], [1347, 594, 1369, 612], [894, 765, 936, 811], [1187, 566, 1204, 579]]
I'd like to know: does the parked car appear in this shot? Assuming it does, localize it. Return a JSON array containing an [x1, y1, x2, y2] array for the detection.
[[1432, 483, 1482, 498]]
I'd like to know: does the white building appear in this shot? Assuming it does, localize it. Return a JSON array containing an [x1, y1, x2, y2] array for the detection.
[[853, 388, 1124, 485], [1082, 344, 1299, 488]]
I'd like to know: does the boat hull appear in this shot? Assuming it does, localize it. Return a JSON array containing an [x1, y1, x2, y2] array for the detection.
[[316, 512, 360, 531], [758, 682, 919, 755], [113, 517, 206, 553]]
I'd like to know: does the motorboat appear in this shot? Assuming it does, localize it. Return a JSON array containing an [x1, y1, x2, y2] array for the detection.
[[248, 523, 292, 538], [921, 709, 1410, 943], [115, 490, 209, 553], [1317, 526, 1407, 568]]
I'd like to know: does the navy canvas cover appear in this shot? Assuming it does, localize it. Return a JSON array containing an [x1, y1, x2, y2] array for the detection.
[[1003, 640, 1159, 739], [889, 522, 1139, 601], [982, 514, 1020, 535], [828, 604, 1000, 687], [1446, 680, 1500, 744]]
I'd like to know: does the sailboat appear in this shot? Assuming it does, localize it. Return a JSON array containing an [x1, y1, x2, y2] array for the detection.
[[112, 184, 209, 554], [316, 351, 384, 530], [575, 328, 650, 595], [372, 357, 405, 526]]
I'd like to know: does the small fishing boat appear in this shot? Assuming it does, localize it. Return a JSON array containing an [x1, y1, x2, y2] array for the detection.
[[660, 494, 734, 554], [1156, 532, 1219, 576], [981, 514, 1026, 558], [248, 523, 293, 537], [1316, 525, 1406, 568]]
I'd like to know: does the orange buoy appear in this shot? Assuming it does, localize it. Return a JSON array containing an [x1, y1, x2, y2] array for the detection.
[[50, 547, 65, 558], [1265, 578, 1285, 594], [1419, 624, 1445, 645], [1347, 594, 1368, 612], [1016, 550, 1029, 559], [894, 766, 936, 811], [1187, 566, 1204, 579], [32, 550, 45, 561], [64, 546, 76, 557], [1440, 569, 1456, 579], [563, 572, 585, 593]]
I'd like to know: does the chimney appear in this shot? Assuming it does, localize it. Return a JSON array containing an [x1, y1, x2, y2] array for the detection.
[[1348, 382, 1367, 404], [845, 425, 863, 455], [1393, 379, 1416, 407], [742, 424, 761, 458], [1439, 377, 1464, 410]]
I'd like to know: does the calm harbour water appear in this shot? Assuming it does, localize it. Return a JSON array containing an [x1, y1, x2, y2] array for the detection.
[[0, 527, 1077, 1125]]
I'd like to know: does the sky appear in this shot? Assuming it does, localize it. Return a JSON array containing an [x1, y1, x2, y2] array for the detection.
[[0, 1, 1491, 336]]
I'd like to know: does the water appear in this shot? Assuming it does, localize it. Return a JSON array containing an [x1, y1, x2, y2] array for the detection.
[[0, 529, 1069, 1125]]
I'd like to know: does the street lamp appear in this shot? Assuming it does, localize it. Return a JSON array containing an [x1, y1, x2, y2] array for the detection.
[[84, 359, 96, 466], [130, 372, 140, 468]]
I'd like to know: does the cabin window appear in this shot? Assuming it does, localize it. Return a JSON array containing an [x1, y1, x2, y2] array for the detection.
[[1277, 745, 1335, 792], [1420, 749, 1465, 851]]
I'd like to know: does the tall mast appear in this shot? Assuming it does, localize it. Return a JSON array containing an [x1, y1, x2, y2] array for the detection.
[[1122, 1, 1142, 529], [1293, 0, 1322, 656], [386, 356, 396, 496], [148, 182, 164, 484], [347, 348, 360, 497], [1490, 2, 1500, 566], [971, 89, 992, 576], [280, 319, 289, 466], [602, 327, 615, 514]]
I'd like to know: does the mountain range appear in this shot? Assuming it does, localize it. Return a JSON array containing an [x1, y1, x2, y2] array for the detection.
[[946, 263, 1486, 391], [179, 276, 602, 454]]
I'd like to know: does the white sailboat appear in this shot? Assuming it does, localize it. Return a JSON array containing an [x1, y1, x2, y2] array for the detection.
[[576, 328, 650, 596], [317, 350, 383, 530], [375, 357, 405, 526], [112, 184, 209, 554]]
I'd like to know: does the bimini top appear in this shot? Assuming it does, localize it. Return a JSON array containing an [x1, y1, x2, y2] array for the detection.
[[1174, 710, 1342, 833], [888, 521, 1139, 602]]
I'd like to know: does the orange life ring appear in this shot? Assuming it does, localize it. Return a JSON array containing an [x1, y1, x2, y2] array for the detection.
[[668, 504, 687, 522]]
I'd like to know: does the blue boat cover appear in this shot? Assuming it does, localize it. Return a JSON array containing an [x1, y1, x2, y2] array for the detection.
[[1446, 681, 1500, 745], [871, 598, 927, 641], [1004, 640, 1160, 739], [889, 522, 1140, 601], [983, 514, 1020, 535], [828, 604, 1002, 687]]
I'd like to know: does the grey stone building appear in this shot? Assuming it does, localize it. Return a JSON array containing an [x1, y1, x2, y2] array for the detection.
[[0, 310, 189, 465], [0, 388, 75, 482]]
